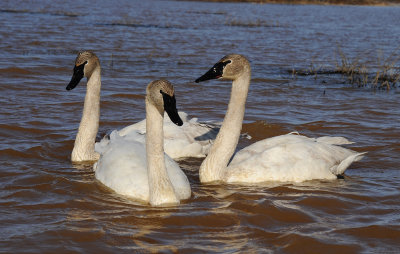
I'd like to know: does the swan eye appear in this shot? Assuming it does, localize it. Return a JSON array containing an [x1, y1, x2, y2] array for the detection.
[[214, 60, 231, 73], [223, 60, 231, 66], [76, 61, 87, 68], [195, 59, 233, 83]]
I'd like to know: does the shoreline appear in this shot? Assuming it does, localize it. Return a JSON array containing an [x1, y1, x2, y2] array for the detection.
[[177, 0, 400, 6]]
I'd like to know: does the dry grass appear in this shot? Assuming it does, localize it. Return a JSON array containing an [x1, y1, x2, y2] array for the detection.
[[291, 47, 400, 90], [335, 47, 400, 89]]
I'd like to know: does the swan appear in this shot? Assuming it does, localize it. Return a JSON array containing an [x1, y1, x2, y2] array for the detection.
[[94, 79, 191, 206], [195, 54, 365, 184], [66, 51, 218, 162]]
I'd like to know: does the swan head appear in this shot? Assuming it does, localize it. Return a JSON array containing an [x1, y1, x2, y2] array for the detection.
[[66, 51, 100, 90], [146, 80, 183, 126], [195, 54, 250, 83]]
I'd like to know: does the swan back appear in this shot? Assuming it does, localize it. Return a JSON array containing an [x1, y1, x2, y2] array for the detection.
[[111, 111, 219, 159], [226, 133, 365, 183]]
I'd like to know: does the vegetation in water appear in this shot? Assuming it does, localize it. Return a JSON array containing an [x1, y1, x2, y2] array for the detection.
[[291, 47, 400, 90]]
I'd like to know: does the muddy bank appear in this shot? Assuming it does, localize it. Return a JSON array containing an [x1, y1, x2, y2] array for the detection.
[[181, 0, 400, 6]]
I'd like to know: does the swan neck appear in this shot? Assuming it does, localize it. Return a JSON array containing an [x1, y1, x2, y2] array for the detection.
[[71, 67, 101, 162], [145, 99, 178, 206], [200, 72, 250, 183]]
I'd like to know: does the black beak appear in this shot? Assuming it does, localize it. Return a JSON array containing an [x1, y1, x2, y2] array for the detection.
[[66, 62, 86, 90], [195, 60, 230, 83], [161, 91, 183, 126]]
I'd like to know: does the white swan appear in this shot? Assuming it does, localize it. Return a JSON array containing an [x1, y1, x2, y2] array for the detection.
[[66, 51, 218, 162], [195, 54, 365, 184], [94, 79, 191, 206]]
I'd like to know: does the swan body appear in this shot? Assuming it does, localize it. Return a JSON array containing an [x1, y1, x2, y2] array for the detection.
[[195, 54, 365, 184], [225, 133, 363, 183], [94, 80, 191, 206], [66, 51, 217, 161]]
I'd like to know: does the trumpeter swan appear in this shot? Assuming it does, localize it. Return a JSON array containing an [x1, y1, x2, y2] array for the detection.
[[94, 79, 191, 206], [195, 54, 365, 184]]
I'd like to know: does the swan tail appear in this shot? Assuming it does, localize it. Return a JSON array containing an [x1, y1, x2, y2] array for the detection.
[[331, 152, 366, 175]]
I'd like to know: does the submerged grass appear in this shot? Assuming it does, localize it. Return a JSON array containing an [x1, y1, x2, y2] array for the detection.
[[0, 8, 80, 17], [291, 47, 400, 90], [225, 17, 280, 27]]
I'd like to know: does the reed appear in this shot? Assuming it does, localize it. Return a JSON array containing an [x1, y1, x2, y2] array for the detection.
[[291, 47, 400, 90]]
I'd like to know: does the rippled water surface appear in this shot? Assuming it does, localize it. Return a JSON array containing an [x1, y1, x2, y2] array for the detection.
[[1, 0, 399, 253]]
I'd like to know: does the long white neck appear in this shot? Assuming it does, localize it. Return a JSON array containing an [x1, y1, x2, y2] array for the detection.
[[71, 67, 101, 162], [199, 72, 251, 183], [146, 99, 179, 206]]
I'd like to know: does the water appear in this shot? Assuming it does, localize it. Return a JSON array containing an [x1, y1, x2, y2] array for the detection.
[[1, 0, 399, 253]]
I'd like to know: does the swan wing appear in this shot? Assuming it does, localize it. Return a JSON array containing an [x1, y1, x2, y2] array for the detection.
[[94, 140, 150, 201], [94, 136, 190, 202], [226, 133, 364, 183], [316, 136, 354, 145], [164, 155, 191, 200], [163, 114, 220, 159]]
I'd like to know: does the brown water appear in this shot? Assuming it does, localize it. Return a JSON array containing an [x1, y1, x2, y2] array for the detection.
[[1, 0, 399, 253]]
